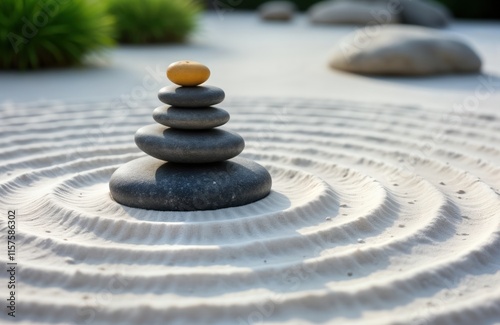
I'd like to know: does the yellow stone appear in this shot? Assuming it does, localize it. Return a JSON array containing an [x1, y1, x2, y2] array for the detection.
[[166, 60, 210, 87]]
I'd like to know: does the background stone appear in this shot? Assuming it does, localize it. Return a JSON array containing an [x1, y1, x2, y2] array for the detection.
[[330, 25, 481, 75]]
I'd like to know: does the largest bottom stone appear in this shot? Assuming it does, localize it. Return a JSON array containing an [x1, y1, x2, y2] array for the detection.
[[109, 156, 272, 211]]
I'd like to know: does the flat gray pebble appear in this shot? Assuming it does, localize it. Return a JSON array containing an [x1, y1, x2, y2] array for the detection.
[[158, 85, 225, 107], [153, 105, 230, 129], [109, 156, 272, 211], [135, 124, 245, 163]]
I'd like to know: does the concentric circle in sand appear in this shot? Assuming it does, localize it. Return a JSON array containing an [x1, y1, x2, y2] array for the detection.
[[0, 98, 499, 324]]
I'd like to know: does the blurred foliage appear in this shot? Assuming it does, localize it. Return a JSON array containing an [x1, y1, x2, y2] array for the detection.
[[0, 0, 115, 70], [207, 0, 499, 19], [107, 0, 202, 44]]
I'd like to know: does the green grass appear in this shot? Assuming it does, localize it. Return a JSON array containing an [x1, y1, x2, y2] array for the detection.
[[0, 0, 115, 70], [107, 0, 202, 44]]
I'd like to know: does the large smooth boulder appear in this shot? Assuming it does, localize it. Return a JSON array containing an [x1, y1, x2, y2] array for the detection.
[[309, 0, 400, 25], [330, 26, 481, 75], [400, 0, 451, 28], [259, 1, 296, 21]]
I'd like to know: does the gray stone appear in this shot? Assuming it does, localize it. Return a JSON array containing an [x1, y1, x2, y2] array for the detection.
[[158, 85, 225, 108], [330, 25, 482, 75], [259, 1, 295, 21], [135, 124, 245, 163], [308, 0, 451, 27], [153, 105, 230, 130], [401, 0, 451, 28], [109, 156, 272, 211], [308, 0, 400, 25]]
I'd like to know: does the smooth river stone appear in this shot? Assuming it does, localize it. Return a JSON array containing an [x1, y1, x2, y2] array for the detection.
[[153, 106, 230, 129], [167, 60, 210, 87], [259, 1, 295, 21], [400, 0, 450, 28], [158, 85, 225, 108], [308, 0, 400, 25], [330, 25, 481, 75], [135, 124, 245, 163], [109, 156, 273, 211]]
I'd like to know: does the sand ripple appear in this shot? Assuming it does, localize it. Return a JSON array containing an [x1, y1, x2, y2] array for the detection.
[[0, 98, 499, 324]]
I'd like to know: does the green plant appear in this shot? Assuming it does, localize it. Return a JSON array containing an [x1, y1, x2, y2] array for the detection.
[[0, 0, 115, 70], [107, 0, 202, 44]]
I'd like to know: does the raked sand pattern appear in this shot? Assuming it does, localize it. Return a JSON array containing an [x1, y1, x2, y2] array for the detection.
[[0, 98, 499, 325]]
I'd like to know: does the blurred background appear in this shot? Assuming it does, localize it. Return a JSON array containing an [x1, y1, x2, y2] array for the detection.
[[204, 0, 500, 19], [1, 0, 498, 71], [1, 0, 499, 108]]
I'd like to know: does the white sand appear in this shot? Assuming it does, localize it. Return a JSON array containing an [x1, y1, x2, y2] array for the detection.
[[1, 12, 500, 325]]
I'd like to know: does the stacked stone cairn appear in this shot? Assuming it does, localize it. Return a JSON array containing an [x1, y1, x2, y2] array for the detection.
[[110, 61, 272, 211]]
